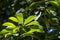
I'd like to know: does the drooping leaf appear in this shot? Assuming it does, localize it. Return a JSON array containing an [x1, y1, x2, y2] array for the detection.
[[15, 13, 23, 24], [3, 22, 16, 28], [24, 15, 36, 25], [9, 17, 18, 22]]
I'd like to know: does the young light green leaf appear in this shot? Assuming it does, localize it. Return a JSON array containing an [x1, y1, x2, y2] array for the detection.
[[0, 29, 8, 34], [3, 22, 16, 28], [26, 21, 39, 26], [24, 15, 36, 25], [9, 17, 18, 22], [16, 13, 23, 24], [13, 27, 20, 33]]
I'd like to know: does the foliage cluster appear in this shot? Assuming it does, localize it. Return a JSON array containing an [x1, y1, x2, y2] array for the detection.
[[0, 0, 60, 40]]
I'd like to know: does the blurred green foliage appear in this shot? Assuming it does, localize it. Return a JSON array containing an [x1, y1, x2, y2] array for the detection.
[[0, 0, 60, 40]]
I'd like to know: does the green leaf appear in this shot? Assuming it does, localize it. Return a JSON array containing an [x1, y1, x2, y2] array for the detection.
[[3, 22, 16, 28], [51, 18, 58, 20], [22, 29, 42, 37], [49, 1, 59, 7], [9, 17, 18, 22], [0, 29, 8, 34], [26, 21, 39, 26], [38, 25, 43, 30], [27, 21, 43, 30], [15, 13, 23, 24], [5, 32, 12, 37], [46, 9, 50, 14], [28, 29, 41, 33], [24, 15, 36, 25], [29, 2, 40, 9], [13, 27, 20, 33]]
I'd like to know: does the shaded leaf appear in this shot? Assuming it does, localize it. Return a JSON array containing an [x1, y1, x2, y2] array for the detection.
[[46, 9, 50, 14], [49, 1, 59, 7], [51, 18, 58, 21], [29, 2, 40, 9]]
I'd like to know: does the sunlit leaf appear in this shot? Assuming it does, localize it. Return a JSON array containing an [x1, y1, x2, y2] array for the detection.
[[26, 21, 39, 26], [13, 27, 20, 33], [0, 29, 8, 34], [26, 21, 43, 30], [9, 17, 18, 22], [16, 13, 23, 24], [3, 22, 16, 28], [24, 15, 36, 25], [5, 32, 12, 37]]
